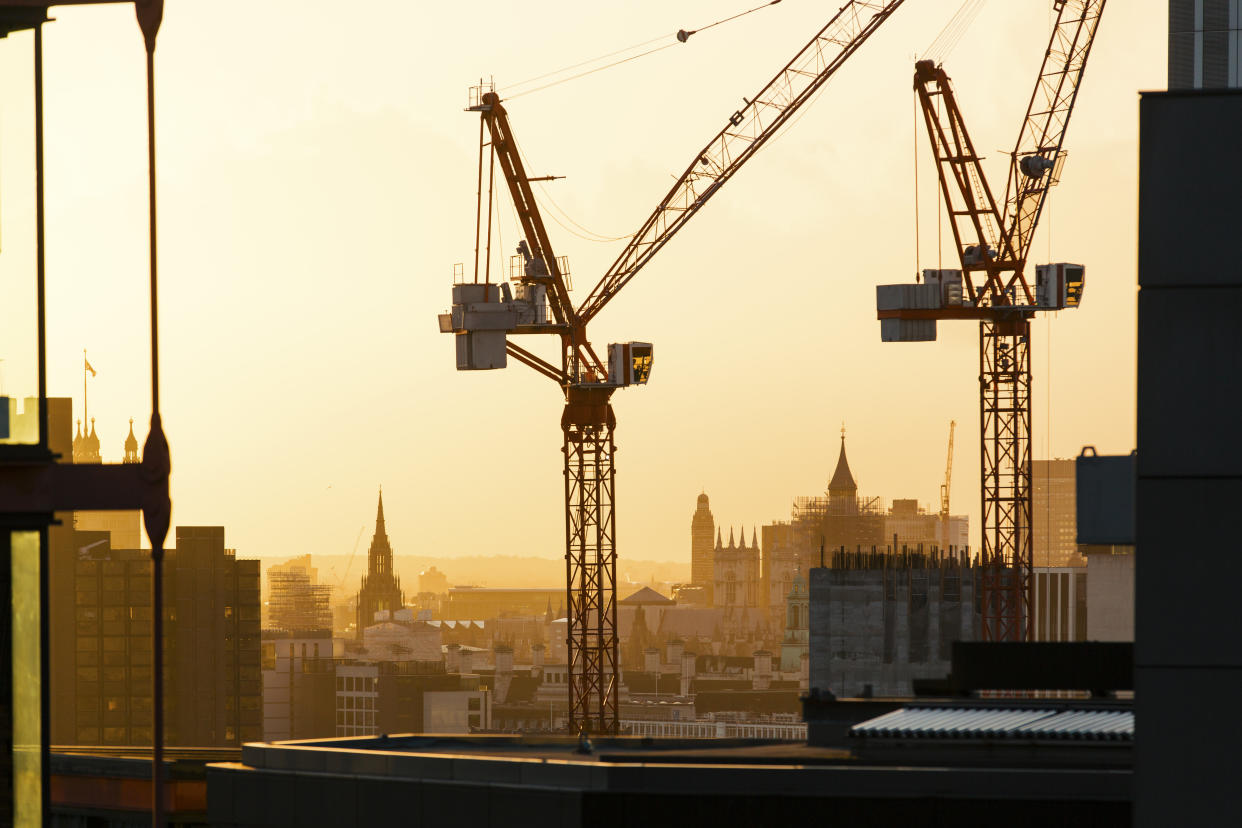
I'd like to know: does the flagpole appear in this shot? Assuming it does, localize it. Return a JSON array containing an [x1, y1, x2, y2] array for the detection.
[[83, 349, 88, 428]]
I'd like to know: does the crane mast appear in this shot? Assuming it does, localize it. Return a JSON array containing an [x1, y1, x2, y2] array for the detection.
[[446, 0, 914, 733], [876, 0, 1106, 642]]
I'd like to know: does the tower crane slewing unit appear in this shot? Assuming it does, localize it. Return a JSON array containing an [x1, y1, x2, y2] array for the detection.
[[874, 0, 1106, 643], [442, 0, 913, 735]]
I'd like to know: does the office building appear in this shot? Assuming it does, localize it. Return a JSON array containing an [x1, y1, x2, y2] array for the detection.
[[1169, 0, 1242, 89], [1033, 459, 1081, 567], [50, 526, 261, 747]]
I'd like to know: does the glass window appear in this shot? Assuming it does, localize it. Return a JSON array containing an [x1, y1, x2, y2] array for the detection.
[[12, 532, 43, 826]]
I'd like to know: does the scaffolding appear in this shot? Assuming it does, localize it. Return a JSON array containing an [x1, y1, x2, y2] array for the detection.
[[268, 568, 333, 633]]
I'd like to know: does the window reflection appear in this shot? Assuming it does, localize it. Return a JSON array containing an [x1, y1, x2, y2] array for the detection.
[[12, 530, 42, 826]]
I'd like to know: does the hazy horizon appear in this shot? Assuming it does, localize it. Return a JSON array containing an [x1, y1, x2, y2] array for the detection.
[[0, 0, 1158, 563]]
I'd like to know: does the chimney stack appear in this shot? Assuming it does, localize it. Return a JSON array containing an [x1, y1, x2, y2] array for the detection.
[[644, 647, 660, 674], [445, 643, 461, 673], [680, 650, 697, 697], [493, 644, 514, 704], [752, 650, 772, 691]]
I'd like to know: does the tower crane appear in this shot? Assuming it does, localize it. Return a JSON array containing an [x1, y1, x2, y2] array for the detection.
[[875, 0, 1106, 642], [940, 419, 955, 519], [442, 0, 914, 734]]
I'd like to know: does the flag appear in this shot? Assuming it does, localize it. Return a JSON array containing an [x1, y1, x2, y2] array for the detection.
[[85, 357, 96, 377]]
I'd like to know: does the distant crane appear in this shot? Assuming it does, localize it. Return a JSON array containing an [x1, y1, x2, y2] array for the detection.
[[940, 419, 955, 519], [875, 0, 1106, 641], [443, 0, 914, 734]]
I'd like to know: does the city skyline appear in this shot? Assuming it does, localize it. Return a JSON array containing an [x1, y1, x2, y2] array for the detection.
[[0, 0, 1158, 566]]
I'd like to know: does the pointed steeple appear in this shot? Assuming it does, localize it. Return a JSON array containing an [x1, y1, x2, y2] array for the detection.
[[728, 527, 735, 548], [123, 418, 139, 464], [355, 486, 406, 639], [716, 528, 722, 550], [367, 487, 394, 577], [751, 528, 758, 549], [828, 426, 857, 499]]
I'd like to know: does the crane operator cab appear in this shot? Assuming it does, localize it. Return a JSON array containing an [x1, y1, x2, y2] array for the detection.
[[607, 342, 653, 387], [1034, 263, 1085, 310]]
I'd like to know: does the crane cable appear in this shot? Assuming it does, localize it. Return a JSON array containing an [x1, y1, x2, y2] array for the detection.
[[924, 0, 988, 65], [503, 0, 786, 100]]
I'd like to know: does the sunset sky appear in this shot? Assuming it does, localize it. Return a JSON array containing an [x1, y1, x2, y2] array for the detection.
[[0, 0, 1160, 564]]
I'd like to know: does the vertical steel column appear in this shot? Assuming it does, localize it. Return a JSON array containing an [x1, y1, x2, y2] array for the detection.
[[979, 318, 1033, 642], [562, 387, 619, 735]]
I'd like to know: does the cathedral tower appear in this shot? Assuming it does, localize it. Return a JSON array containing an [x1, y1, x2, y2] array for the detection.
[[690, 492, 715, 601], [355, 489, 406, 638]]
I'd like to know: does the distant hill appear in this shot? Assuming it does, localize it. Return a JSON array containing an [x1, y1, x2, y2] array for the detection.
[[269, 554, 690, 596]]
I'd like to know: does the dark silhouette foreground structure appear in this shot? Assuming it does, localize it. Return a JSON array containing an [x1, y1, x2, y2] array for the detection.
[[0, 1, 170, 824]]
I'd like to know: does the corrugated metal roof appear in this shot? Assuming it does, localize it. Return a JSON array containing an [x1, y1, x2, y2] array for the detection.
[[851, 706, 1133, 742]]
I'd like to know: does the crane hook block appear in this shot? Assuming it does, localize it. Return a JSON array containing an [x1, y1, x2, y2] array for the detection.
[[677, 29, 694, 42]]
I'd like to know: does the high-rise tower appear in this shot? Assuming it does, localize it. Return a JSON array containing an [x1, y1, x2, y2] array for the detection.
[[690, 492, 715, 601], [355, 490, 406, 638]]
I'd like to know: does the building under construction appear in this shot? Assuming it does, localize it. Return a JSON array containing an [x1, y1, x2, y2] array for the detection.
[[808, 546, 981, 698], [789, 433, 888, 559], [267, 557, 333, 634]]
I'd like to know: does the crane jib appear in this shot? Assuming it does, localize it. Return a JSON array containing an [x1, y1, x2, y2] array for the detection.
[[574, 0, 911, 328]]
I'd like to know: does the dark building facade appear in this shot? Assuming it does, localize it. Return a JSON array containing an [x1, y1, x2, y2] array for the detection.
[[50, 526, 261, 747], [1136, 87, 1242, 826], [355, 491, 405, 637]]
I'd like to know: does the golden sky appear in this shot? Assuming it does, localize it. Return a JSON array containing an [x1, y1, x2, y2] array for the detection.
[[0, 0, 1161, 562]]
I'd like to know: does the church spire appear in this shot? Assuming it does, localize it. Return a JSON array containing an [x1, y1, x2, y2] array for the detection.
[[367, 487, 393, 577], [728, 526, 735, 548], [828, 426, 857, 499]]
